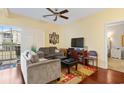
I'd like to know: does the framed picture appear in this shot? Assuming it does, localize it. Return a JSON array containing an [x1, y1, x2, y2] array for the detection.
[[122, 35, 124, 47], [49, 32, 59, 45], [49, 34, 52, 43], [56, 35, 59, 43]]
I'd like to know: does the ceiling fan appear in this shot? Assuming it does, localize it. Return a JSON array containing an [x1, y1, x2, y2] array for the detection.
[[43, 8, 69, 21]]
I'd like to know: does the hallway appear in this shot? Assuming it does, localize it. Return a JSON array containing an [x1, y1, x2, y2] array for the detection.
[[108, 58, 124, 73]]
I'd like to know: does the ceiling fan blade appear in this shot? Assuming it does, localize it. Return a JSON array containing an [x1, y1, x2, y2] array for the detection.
[[46, 8, 55, 13], [59, 9, 69, 14], [43, 14, 54, 17], [60, 15, 69, 19], [54, 16, 57, 21]]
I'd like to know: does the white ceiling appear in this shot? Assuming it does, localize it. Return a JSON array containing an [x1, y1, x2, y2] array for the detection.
[[9, 8, 104, 25]]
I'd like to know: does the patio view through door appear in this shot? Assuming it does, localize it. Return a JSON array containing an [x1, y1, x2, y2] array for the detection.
[[0, 25, 21, 68]]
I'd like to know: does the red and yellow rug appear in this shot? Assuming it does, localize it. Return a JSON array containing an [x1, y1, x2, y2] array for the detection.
[[57, 65, 97, 84]]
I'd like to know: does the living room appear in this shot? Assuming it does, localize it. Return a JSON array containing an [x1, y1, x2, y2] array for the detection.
[[0, 8, 124, 84]]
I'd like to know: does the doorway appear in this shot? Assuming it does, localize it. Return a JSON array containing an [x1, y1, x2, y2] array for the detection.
[[0, 25, 21, 70], [105, 21, 124, 73]]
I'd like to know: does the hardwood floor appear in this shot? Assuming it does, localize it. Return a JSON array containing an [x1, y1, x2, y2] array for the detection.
[[0, 64, 24, 84], [108, 58, 124, 73], [0, 64, 124, 84], [81, 68, 124, 84]]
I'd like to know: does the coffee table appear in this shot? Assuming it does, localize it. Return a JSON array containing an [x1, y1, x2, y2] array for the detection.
[[61, 58, 78, 74]]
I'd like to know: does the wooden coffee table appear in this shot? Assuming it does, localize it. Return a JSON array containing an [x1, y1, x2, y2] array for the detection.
[[61, 58, 78, 74]]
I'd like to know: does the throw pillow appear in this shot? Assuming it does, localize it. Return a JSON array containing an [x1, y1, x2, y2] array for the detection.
[[23, 50, 32, 60], [37, 51, 44, 58], [30, 55, 39, 63], [55, 49, 60, 53], [23, 50, 39, 63], [29, 51, 39, 63]]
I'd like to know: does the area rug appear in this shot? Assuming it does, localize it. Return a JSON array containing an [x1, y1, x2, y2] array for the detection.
[[57, 65, 97, 84], [0, 63, 16, 70]]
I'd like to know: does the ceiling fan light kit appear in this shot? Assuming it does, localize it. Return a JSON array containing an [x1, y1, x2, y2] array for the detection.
[[43, 8, 69, 21]]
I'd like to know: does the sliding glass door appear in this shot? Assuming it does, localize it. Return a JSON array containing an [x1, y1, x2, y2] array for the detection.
[[0, 25, 21, 66]]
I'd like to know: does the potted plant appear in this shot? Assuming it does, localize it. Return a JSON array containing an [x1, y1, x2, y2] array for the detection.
[[31, 46, 37, 53]]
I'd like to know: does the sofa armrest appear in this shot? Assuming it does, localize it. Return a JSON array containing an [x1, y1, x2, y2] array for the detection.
[[21, 53, 28, 84], [28, 59, 60, 68]]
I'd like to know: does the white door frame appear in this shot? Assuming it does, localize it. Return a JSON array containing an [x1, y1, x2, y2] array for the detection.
[[104, 20, 124, 69]]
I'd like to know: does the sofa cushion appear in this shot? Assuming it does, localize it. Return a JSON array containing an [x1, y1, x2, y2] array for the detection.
[[55, 52, 63, 56], [39, 47, 49, 55], [44, 48, 49, 55], [37, 51, 44, 58], [49, 47, 57, 54], [45, 54, 56, 58]]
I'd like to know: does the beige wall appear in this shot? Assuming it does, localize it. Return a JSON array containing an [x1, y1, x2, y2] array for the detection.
[[0, 9, 61, 52], [1, 9, 124, 68], [45, 9, 124, 68]]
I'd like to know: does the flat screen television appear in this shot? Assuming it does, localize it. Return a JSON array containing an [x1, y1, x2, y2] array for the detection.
[[71, 37, 84, 48]]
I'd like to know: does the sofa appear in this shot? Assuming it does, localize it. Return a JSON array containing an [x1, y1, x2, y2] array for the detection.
[[21, 50, 61, 84], [38, 47, 64, 59]]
